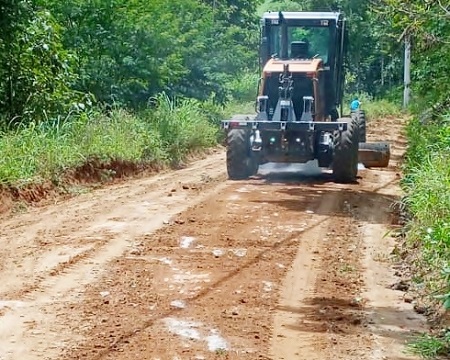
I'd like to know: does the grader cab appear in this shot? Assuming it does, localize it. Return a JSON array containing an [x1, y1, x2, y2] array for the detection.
[[221, 11, 390, 182]]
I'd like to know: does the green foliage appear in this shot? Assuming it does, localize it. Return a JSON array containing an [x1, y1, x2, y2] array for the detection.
[[41, 0, 260, 109], [258, 0, 305, 13], [376, 0, 450, 106], [0, 2, 80, 125], [401, 112, 450, 353], [149, 94, 218, 164], [408, 331, 450, 359], [0, 93, 220, 185], [0, 0, 261, 127], [344, 92, 402, 119], [225, 71, 260, 102]]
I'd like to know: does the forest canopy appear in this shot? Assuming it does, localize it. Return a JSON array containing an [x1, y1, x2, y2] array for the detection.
[[0, 0, 447, 123], [0, 0, 261, 125]]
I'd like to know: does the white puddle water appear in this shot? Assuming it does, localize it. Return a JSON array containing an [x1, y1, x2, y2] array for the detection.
[[236, 187, 251, 193], [205, 330, 229, 351], [170, 300, 187, 309], [0, 300, 27, 309], [173, 272, 210, 284], [212, 249, 225, 257], [180, 236, 196, 249], [230, 249, 247, 257], [151, 257, 173, 265], [227, 194, 241, 201], [262, 281, 273, 292], [164, 318, 201, 340], [163, 317, 229, 351]]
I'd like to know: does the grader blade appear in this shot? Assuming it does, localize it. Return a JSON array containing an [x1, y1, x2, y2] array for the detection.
[[358, 142, 391, 168]]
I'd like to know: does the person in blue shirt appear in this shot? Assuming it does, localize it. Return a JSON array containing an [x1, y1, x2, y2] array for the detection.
[[350, 97, 361, 111]]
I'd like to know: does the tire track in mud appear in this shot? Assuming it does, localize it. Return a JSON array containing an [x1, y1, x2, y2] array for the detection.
[[0, 152, 229, 360], [58, 151, 415, 360], [271, 180, 395, 359], [59, 181, 321, 359], [271, 116, 425, 360], [0, 116, 428, 360]]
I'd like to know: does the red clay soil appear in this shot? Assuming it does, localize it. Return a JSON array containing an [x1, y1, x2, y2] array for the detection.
[[0, 116, 427, 360]]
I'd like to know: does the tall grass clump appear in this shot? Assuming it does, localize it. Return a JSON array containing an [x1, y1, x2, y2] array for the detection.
[[402, 112, 450, 355], [226, 71, 259, 103], [345, 92, 403, 119], [0, 92, 221, 186], [149, 93, 218, 164]]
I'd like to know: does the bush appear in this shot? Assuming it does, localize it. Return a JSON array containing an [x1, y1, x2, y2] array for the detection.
[[402, 112, 450, 356], [345, 92, 403, 119], [0, 92, 220, 186]]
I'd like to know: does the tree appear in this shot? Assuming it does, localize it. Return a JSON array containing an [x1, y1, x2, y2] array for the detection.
[[0, 1, 78, 126]]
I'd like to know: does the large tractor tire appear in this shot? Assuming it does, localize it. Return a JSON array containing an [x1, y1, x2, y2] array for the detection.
[[226, 129, 258, 180], [352, 109, 367, 143], [332, 114, 360, 183], [359, 110, 367, 143]]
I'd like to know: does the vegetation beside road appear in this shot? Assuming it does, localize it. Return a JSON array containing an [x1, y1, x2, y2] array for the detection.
[[1, 0, 450, 355]]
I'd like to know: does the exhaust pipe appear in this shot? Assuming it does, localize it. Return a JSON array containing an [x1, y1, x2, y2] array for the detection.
[[358, 142, 391, 168]]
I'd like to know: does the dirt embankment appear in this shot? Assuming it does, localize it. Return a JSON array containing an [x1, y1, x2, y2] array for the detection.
[[0, 115, 427, 360]]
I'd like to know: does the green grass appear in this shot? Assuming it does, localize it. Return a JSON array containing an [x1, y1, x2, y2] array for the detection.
[[0, 93, 220, 186], [402, 111, 450, 356], [345, 92, 404, 119], [363, 99, 403, 119], [408, 331, 450, 359]]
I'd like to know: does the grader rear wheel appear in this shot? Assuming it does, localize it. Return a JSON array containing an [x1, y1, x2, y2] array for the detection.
[[352, 109, 367, 143], [332, 114, 360, 183]]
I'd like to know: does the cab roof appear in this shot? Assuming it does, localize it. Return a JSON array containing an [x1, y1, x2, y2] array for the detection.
[[262, 11, 342, 22]]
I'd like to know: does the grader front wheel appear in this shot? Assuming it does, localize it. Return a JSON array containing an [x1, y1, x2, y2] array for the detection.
[[226, 129, 258, 180]]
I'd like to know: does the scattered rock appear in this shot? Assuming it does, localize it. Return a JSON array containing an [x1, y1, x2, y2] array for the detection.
[[231, 249, 247, 257], [170, 300, 186, 309], [414, 304, 428, 315], [391, 280, 410, 292], [180, 236, 196, 249], [212, 249, 224, 258], [404, 294, 414, 303], [350, 297, 363, 307], [129, 248, 141, 255], [100, 291, 110, 297]]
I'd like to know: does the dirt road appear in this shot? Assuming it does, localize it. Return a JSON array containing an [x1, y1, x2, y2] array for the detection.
[[0, 117, 426, 360]]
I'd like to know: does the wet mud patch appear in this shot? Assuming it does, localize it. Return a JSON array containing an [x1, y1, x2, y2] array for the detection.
[[57, 182, 312, 359], [279, 296, 366, 334]]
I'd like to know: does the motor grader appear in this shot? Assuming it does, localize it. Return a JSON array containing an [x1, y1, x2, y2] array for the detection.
[[221, 11, 390, 182]]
